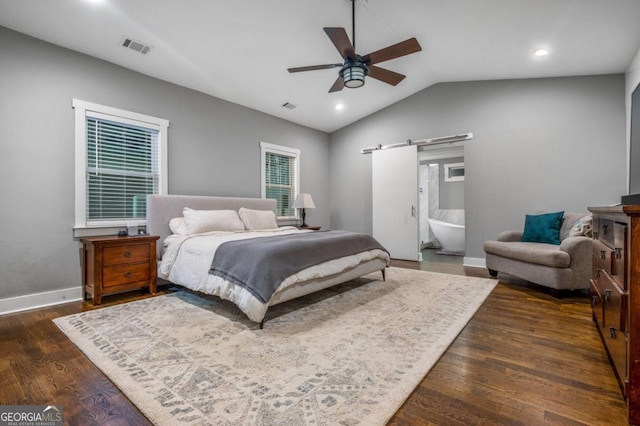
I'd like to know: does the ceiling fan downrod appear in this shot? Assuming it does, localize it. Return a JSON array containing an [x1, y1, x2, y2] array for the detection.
[[351, 0, 356, 53]]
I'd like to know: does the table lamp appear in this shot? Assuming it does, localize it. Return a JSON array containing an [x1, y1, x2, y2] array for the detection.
[[292, 193, 315, 227]]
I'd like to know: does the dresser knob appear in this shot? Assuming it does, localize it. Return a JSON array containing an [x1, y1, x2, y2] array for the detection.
[[124, 270, 132, 278], [124, 251, 131, 258]]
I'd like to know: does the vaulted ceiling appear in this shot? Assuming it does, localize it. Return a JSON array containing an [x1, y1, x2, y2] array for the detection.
[[1, 0, 640, 132]]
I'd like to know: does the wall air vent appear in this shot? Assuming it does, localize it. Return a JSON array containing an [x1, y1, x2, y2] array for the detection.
[[282, 102, 296, 110], [121, 37, 152, 55]]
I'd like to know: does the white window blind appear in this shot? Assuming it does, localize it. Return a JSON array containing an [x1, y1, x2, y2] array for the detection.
[[74, 99, 168, 230], [86, 116, 159, 222], [260, 142, 300, 219]]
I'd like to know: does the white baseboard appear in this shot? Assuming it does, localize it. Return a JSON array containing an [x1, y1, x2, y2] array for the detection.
[[0, 286, 83, 316], [463, 256, 486, 269]]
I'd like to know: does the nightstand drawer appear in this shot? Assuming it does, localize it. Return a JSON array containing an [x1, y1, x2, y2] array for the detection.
[[103, 263, 150, 287], [103, 244, 150, 266]]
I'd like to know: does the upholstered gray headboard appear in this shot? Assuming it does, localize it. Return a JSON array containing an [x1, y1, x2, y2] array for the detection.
[[147, 194, 277, 259]]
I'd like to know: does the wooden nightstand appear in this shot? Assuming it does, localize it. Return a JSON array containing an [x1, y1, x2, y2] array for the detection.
[[80, 235, 160, 305], [298, 226, 321, 231]]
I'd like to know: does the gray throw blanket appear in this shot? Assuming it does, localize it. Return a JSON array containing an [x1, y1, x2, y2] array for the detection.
[[209, 230, 388, 303]]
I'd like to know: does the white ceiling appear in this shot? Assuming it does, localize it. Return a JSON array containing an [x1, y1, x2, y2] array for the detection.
[[1, 0, 640, 133]]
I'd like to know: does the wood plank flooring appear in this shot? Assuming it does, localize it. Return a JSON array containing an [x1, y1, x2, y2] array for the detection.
[[0, 251, 628, 425]]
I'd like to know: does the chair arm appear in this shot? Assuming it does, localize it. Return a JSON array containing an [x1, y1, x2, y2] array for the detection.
[[559, 236, 592, 259], [497, 230, 523, 242]]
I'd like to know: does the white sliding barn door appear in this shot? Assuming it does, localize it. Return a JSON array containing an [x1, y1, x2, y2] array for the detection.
[[372, 145, 420, 261]]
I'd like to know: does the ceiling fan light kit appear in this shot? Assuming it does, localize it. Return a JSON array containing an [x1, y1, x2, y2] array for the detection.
[[340, 58, 369, 88], [288, 0, 421, 93]]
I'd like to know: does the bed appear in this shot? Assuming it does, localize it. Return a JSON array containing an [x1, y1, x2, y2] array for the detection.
[[147, 194, 390, 327]]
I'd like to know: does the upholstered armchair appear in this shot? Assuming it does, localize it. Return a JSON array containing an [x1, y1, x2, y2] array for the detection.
[[483, 212, 592, 296]]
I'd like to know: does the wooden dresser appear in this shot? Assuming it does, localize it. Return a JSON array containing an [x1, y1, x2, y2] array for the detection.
[[80, 235, 159, 305], [589, 205, 640, 425]]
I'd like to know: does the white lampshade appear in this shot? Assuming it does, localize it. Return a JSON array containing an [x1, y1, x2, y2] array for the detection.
[[292, 193, 315, 209]]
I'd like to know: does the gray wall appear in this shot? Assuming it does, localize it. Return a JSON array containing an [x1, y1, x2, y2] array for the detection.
[[329, 75, 626, 260], [0, 26, 330, 300], [437, 156, 464, 209]]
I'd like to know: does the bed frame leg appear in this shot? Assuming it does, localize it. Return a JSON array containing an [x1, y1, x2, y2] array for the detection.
[[382, 268, 386, 281]]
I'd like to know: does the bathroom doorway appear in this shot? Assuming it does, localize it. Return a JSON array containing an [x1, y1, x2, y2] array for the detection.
[[418, 143, 465, 256]]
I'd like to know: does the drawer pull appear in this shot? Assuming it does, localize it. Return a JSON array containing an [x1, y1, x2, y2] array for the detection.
[[615, 248, 622, 259], [603, 224, 609, 234], [124, 251, 131, 258], [124, 270, 132, 278], [610, 326, 616, 339], [592, 295, 599, 305], [600, 250, 606, 260], [605, 289, 612, 301], [593, 231, 599, 239], [595, 269, 600, 278]]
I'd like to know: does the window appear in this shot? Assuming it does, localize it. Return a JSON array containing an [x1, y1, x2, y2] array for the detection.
[[260, 142, 300, 219], [444, 162, 465, 182], [74, 100, 168, 229]]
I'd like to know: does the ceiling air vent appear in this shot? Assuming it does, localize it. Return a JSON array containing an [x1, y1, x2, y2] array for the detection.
[[282, 102, 296, 110], [121, 37, 152, 55]]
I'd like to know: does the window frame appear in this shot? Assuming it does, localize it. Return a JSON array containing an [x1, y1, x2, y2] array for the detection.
[[260, 141, 300, 220], [73, 99, 169, 233]]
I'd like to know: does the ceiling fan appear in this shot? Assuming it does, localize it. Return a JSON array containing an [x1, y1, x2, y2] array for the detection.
[[287, 0, 422, 93]]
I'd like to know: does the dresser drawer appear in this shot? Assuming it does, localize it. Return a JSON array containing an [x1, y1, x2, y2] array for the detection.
[[103, 263, 150, 287], [599, 218, 615, 246], [590, 279, 604, 327], [593, 239, 615, 276], [103, 244, 150, 266], [606, 326, 628, 393], [613, 222, 627, 289], [601, 271, 627, 334]]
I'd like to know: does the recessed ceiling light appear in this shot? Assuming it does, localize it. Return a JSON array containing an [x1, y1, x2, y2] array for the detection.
[[334, 103, 344, 111], [533, 48, 549, 57]]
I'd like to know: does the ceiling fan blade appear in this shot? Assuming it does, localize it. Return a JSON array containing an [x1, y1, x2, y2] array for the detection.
[[363, 37, 422, 65], [324, 27, 355, 59], [328, 76, 344, 93], [288, 64, 342, 73], [368, 65, 406, 86]]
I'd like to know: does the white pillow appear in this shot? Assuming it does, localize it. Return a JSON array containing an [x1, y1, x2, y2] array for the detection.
[[169, 217, 187, 235], [238, 207, 278, 230], [182, 208, 245, 235], [564, 215, 593, 239]]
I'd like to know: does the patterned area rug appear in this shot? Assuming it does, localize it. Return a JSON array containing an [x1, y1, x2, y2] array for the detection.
[[54, 267, 496, 425]]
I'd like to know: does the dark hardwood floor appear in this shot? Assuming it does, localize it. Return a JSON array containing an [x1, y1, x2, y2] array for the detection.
[[0, 250, 628, 425]]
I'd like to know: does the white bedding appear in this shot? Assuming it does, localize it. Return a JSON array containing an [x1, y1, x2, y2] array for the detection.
[[159, 227, 390, 323]]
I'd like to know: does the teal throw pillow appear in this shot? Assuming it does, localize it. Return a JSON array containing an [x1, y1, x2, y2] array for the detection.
[[521, 211, 564, 245]]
